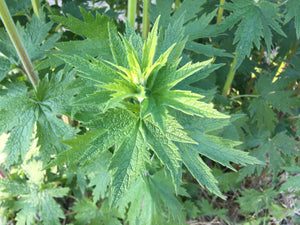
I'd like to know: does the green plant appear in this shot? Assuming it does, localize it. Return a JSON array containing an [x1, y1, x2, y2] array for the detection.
[[0, 0, 299, 224]]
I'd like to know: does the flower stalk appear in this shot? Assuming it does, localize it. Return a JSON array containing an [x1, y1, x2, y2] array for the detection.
[[142, 0, 150, 38], [217, 0, 225, 24], [128, 0, 137, 28], [31, 0, 40, 18]]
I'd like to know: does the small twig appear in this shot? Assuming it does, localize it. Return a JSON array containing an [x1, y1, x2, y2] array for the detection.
[[0, 166, 7, 178], [222, 55, 237, 97], [230, 94, 260, 100]]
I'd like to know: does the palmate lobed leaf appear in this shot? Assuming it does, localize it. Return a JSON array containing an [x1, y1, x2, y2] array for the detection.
[[221, 0, 286, 70], [109, 122, 145, 206], [249, 74, 300, 132], [0, 70, 78, 166], [50, 7, 112, 40], [71, 198, 122, 225], [240, 131, 299, 177], [119, 171, 186, 225], [285, 0, 300, 39], [0, 10, 61, 80], [53, 16, 261, 206], [0, 159, 69, 225]]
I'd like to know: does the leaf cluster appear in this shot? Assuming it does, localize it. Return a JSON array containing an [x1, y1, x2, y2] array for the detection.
[[0, 0, 299, 224]]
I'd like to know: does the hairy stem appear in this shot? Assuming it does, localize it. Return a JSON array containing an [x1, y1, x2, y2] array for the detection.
[[142, 0, 150, 38], [222, 55, 237, 97], [31, 0, 40, 18], [217, 0, 225, 24], [0, 0, 38, 90], [128, 0, 137, 28]]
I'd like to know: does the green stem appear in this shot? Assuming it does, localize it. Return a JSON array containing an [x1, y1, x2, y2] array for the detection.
[[137, 0, 141, 32], [222, 55, 237, 97], [0, 0, 38, 90], [217, 0, 225, 24], [175, 0, 180, 11], [31, 0, 40, 18], [142, 0, 150, 38], [128, 0, 137, 28]]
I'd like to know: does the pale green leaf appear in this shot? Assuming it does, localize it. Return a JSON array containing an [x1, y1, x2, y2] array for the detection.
[[141, 17, 160, 73], [153, 60, 213, 92], [162, 90, 229, 118]]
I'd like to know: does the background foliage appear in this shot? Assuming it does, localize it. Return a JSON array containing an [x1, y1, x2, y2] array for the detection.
[[0, 0, 299, 224]]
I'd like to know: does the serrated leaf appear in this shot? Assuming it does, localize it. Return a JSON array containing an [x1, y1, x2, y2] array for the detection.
[[1, 158, 69, 225], [162, 90, 229, 119], [0, 55, 10, 81], [285, 0, 300, 39], [141, 17, 160, 73], [177, 143, 223, 198], [185, 41, 233, 58], [108, 23, 129, 68], [46, 129, 106, 168], [193, 133, 261, 171], [120, 172, 185, 225], [280, 174, 300, 191], [47, 108, 138, 169], [148, 171, 185, 222], [197, 199, 228, 217], [84, 151, 111, 203], [243, 132, 298, 176], [36, 38, 112, 70], [55, 55, 120, 84], [6, 0, 31, 15], [249, 98, 278, 132], [0, 93, 36, 166], [50, 7, 111, 39], [109, 122, 145, 206], [72, 198, 122, 225], [153, 60, 213, 92], [249, 75, 300, 131], [143, 118, 181, 189], [221, 0, 286, 70], [0, 11, 61, 66], [73, 90, 113, 106], [236, 188, 277, 215], [13, 187, 69, 225], [141, 95, 168, 131]]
